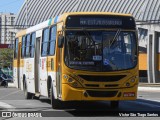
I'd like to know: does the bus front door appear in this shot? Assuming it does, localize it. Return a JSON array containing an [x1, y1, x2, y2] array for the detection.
[[35, 37, 40, 93]]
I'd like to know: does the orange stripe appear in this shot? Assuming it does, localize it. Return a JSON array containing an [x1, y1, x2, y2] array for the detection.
[[139, 53, 147, 70]]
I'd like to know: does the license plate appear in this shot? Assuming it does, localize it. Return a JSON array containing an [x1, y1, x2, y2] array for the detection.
[[123, 92, 135, 97]]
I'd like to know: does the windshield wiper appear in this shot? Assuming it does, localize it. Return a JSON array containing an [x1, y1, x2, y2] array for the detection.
[[110, 29, 121, 47], [83, 30, 95, 47]]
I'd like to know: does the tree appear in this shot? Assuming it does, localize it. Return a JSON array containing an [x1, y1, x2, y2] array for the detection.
[[0, 48, 13, 68]]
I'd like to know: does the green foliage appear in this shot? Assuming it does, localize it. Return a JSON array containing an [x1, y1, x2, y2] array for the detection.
[[0, 48, 13, 68]]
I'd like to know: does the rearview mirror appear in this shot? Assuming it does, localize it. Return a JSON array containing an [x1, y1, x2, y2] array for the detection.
[[58, 36, 64, 48]]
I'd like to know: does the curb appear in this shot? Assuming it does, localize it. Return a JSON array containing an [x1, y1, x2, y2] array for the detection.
[[139, 83, 160, 87], [138, 86, 160, 92], [8, 83, 16, 88]]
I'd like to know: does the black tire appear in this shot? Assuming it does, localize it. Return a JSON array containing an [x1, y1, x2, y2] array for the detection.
[[51, 84, 61, 109], [2, 81, 8, 88], [4, 81, 8, 88], [32, 95, 40, 100], [111, 101, 119, 108], [23, 81, 32, 99]]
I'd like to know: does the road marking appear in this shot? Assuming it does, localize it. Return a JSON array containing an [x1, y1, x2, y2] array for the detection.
[[0, 90, 21, 100], [0, 101, 16, 111]]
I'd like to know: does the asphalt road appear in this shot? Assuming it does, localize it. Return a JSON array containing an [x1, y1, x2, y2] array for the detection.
[[0, 87, 160, 119]]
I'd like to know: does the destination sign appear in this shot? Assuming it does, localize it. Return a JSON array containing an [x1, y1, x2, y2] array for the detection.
[[66, 15, 136, 29], [80, 18, 122, 26]]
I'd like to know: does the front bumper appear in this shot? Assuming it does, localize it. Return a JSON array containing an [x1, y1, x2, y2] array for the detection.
[[61, 84, 138, 101]]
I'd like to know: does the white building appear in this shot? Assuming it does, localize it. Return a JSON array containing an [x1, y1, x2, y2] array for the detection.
[[0, 13, 16, 44]]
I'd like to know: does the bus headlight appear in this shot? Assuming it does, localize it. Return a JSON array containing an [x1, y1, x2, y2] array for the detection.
[[65, 75, 83, 88], [70, 80, 82, 88], [126, 82, 130, 87], [68, 78, 73, 83], [72, 82, 78, 87], [63, 75, 69, 79], [124, 77, 137, 87], [130, 79, 135, 83]]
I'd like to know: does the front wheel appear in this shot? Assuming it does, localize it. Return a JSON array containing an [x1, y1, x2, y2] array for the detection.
[[23, 81, 32, 99], [51, 84, 61, 109], [111, 101, 119, 108]]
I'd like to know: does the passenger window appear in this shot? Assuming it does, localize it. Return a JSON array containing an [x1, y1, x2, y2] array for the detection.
[[14, 38, 19, 59], [49, 26, 57, 55], [21, 36, 26, 58], [41, 28, 49, 56], [25, 34, 31, 58], [30, 33, 36, 58]]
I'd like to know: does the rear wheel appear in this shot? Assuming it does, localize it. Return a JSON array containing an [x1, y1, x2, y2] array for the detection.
[[32, 95, 39, 99], [51, 84, 61, 109], [4, 81, 8, 88], [2, 81, 8, 88], [23, 81, 32, 99], [111, 101, 119, 108]]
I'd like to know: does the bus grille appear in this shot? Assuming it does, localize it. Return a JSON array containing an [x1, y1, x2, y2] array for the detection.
[[79, 75, 126, 82], [86, 90, 118, 97]]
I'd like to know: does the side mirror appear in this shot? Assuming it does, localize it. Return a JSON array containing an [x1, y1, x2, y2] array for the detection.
[[58, 36, 64, 48]]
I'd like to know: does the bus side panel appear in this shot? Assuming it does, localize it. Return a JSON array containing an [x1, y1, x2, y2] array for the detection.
[[13, 40, 21, 89], [13, 60, 18, 88], [20, 67, 23, 90], [47, 56, 57, 98], [26, 58, 35, 93], [39, 57, 48, 96], [20, 59, 24, 90]]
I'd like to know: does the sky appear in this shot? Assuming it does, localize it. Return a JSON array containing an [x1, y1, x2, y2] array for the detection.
[[0, 0, 24, 14]]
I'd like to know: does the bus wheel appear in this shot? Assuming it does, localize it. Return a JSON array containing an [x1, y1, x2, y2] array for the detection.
[[111, 101, 119, 108], [23, 81, 32, 99], [51, 84, 61, 109], [2, 81, 8, 88], [32, 95, 39, 100], [4, 81, 8, 88]]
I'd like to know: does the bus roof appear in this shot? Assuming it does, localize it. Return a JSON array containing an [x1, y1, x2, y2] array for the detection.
[[16, 12, 133, 38]]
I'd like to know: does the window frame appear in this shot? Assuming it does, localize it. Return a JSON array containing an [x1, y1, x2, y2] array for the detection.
[[41, 27, 49, 57], [48, 25, 57, 56], [30, 32, 36, 58], [25, 34, 31, 58], [14, 38, 19, 59], [21, 35, 26, 59]]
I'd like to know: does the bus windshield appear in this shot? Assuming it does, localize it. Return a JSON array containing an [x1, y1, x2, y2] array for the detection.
[[65, 30, 137, 72]]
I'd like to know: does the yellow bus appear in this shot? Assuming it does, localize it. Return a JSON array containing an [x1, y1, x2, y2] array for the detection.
[[13, 12, 139, 109]]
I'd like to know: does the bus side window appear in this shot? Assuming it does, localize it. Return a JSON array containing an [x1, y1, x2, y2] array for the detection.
[[25, 34, 31, 58], [14, 38, 19, 59], [41, 28, 49, 56], [21, 36, 26, 58], [49, 26, 57, 55], [30, 33, 36, 58]]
